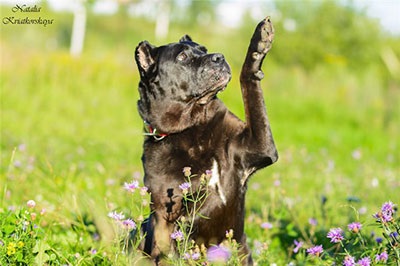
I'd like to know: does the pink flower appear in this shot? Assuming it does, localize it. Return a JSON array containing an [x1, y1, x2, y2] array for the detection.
[[27, 200, 36, 208], [348, 222, 362, 233], [170, 230, 184, 241], [121, 219, 136, 230], [357, 257, 371, 266], [108, 211, 125, 221], [293, 240, 303, 253], [306, 245, 323, 257], [207, 245, 231, 262], [123, 180, 139, 192], [327, 228, 344, 243], [261, 222, 273, 229], [342, 255, 356, 266], [179, 182, 191, 194], [375, 251, 388, 263]]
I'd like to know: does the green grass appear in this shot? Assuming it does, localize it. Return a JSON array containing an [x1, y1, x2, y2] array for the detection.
[[1, 11, 399, 265]]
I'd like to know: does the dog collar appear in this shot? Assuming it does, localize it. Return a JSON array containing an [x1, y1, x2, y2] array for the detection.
[[143, 121, 168, 141]]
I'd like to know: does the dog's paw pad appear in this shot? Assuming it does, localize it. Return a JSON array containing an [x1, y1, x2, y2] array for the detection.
[[254, 17, 274, 54]]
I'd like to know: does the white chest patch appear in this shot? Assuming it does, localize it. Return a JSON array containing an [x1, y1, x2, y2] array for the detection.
[[208, 159, 227, 205]]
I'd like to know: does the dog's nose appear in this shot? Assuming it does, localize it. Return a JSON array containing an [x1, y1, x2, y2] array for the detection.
[[211, 53, 225, 64]]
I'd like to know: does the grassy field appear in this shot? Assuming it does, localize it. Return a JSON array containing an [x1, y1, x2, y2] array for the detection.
[[1, 7, 399, 265]]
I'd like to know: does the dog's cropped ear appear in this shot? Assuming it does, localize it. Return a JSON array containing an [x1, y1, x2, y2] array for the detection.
[[179, 35, 193, 43], [135, 41, 156, 77]]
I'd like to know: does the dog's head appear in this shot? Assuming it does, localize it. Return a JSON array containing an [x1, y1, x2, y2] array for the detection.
[[135, 35, 231, 134]]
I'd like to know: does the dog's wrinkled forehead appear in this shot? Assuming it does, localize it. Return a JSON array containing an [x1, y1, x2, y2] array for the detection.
[[158, 41, 208, 63]]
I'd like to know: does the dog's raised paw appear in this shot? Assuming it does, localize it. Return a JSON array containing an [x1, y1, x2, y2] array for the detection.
[[253, 17, 274, 56]]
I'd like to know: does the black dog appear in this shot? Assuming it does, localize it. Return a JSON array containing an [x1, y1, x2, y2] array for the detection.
[[134, 17, 278, 265]]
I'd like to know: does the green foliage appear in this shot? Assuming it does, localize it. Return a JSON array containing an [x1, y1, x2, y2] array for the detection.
[[273, 1, 384, 70]]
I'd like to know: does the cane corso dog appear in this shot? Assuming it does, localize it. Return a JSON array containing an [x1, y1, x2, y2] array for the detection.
[[134, 17, 278, 265]]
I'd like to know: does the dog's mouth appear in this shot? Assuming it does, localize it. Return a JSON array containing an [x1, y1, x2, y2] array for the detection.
[[195, 68, 231, 105]]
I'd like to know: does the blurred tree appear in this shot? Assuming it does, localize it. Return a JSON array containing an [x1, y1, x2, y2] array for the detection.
[[272, 1, 383, 70]]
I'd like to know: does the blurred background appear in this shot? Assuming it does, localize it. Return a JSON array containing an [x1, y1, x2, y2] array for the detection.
[[1, 0, 399, 261]]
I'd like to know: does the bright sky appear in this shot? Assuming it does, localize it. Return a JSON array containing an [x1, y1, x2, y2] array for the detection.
[[1, 0, 399, 35]]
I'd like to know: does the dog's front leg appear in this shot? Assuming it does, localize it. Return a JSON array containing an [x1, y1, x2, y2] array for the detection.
[[239, 17, 278, 170]]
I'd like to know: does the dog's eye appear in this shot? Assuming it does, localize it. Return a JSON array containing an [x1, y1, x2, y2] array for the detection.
[[177, 52, 188, 62]]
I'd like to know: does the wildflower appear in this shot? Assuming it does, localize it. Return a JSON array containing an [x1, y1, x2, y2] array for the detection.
[[273, 179, 281, 186], [381, 201, 395, 213], [123, 180, 139, 192], [293, 240, 303, 253], [375, 251, 388, 263], [40, 208, 46, 216], [30, 212, 37, 221], [7, 242, 16, 255], [17, 241, 24, 248], [191, 252, 201, 260], [90, 249, 97, 255], [207, 245, 231, 262], [183, 252, 201, 260], [356, 257, 371, 266], [327, 228, 344, 243], [306, 245, 323, 257], [342, 255, 355, 266], [390, 231, 399, 240], [108, 211, 125, 221], [374, 201, 396, 223], [348, 222, 362, 233], [121, 219, 136, 230], [225, 229, 233, 239], [27, 200, 36, 208], [179, 182, 191, 195], [205, 169, 212, 177], [375, 237, 383, 244], [140, 186, 149, 196], [183, 167, 192, 177], [261, 222, 273, 229], [170, 230, 184, 241], [309, 218, 317, 226]]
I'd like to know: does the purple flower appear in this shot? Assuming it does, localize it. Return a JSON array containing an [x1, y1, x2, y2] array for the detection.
[[293, 240, 303, 253], [375, 237, 383, 244], [306, 245, 323, 257], [123, 180, 139, 192], [374, 201, 397, 223], [348, 222, 362, 233], [170, 230, 184, 241], [191, 252, 201, 260], [108, 211, 125, 221], [121, 219, 136, 230], [375, 251, 388, 263], [356, 257, 371, 266], [183, 252, 201, 260], [343, 255, 356, 266], [309, 218, 318, 226], [179, 182, 191, 194], [207, 245, 231, 262], [381, 201, 395, 213], [261, 222, 273, 229], [327, 228, 344, 243]]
